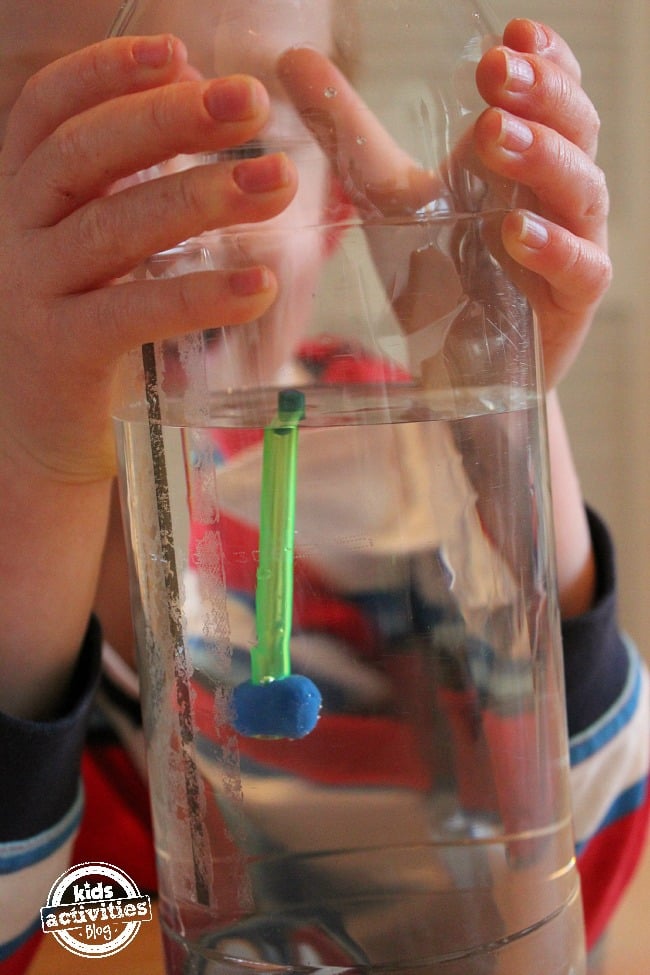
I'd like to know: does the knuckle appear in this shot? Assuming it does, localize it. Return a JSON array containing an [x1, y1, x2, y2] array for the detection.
[[545, 70, 581, 131], [584, 165, 609, 220], [560, 235, 584, 279], [139, 87, 201, 160], [74, 200, 115, 264], [594, 252, 613, 296], [72, 40, 137, 97], [143, 88, 174, 141], [591, 107, 602, 138], [51, 119, 87, 173], [175, 168, 212, 224], [584, 106, 601, 155], [76, 43, 110, 90], [566, 239, 612, 303], [14, 71, 48, 127], [548, 68, 601, 148], [142, 84, 204, 147], [39, 118, 99, 215], [554, 71, 574, 111], [547, 136, 570, 183]]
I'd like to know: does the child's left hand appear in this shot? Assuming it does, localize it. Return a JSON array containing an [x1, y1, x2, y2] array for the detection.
[[473, 18, 611, 388], [279, 18, 612, 391]]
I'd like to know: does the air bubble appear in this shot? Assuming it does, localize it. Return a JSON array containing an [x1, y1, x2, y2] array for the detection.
[[323, 86, 337, 98]]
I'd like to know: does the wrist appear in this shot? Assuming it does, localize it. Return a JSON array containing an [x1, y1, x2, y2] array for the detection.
[[0, 462, 112, 718], [546, 390, 597, 618]]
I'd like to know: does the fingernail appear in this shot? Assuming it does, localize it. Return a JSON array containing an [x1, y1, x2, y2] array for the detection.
[[228, 266, 272, 296], [233, 153, 290, 193], [504, 52, 535, 92], [204, 77, 263, 122], [516, 213, 549, 249], [132, 35, 174, 68], [531, 21, 551, 52], [497, 113, 534, 153]]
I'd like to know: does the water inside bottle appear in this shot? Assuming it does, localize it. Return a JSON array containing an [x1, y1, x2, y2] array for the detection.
[[115, 380, 585, 975]]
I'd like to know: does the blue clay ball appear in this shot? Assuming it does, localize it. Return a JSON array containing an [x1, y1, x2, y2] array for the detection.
[[232, 675, 322, 739]]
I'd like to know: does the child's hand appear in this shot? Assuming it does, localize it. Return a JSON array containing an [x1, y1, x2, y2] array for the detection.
[[279, 20, 611, 391], [0, 35, 298, 484], [474, 19, 611, 388]]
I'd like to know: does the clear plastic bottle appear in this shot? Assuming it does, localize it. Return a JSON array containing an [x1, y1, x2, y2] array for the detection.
[[110, 2, 587, 972]]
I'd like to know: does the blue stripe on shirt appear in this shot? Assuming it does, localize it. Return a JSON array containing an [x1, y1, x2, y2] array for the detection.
[[569, 638, 641, 767], [0, 786, 82, 875]]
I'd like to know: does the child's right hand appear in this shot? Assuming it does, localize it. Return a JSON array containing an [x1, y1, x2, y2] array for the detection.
[[0, 34, 298, 486]]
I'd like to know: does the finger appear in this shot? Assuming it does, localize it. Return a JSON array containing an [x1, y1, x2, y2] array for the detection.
[[277, 46, 438, 215], [2, 36, 190, 170], [38, 152, 297, 293], [503, 210, 612, 313], [476, 46, 600, 158], [18, 75, 272, 227], [56, 266, 279, 364], [466, 214, 610, 393], [473, 108, 609, 240], [502, 20, 583, 82]]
